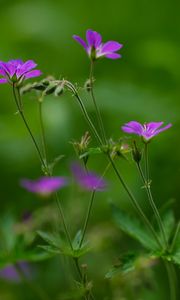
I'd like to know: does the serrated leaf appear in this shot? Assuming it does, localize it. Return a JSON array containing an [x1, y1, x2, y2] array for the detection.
[[38, 245, 61, 255], [37, 231, 62, 248], [112, 204, 158, 251]]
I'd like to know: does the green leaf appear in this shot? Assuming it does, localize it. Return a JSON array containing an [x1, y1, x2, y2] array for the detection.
[[37, 230, 91, 259], [37, 230, 62, 248], [169, 222, 180, 266], [72, 230, 82, 250], [105, 252, 137, 279], [112, 204, 158, 251], [160, 210, 175, 242]]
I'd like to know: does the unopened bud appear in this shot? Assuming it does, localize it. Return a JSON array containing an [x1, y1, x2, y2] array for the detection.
[[44, 82, 57, 95], [54, 83, 64, 96], [84, 79, 92, 92], [132, 141, 141, 163]]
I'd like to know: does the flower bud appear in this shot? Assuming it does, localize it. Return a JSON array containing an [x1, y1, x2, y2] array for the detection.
[[132, 141, 141, 163], [54, 83, 64, 96]]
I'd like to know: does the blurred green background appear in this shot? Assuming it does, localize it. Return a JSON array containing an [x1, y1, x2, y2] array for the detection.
[[0, 0, 179, 299]]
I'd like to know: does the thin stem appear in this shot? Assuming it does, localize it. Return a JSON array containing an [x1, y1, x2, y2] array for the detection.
[[15, 263, 50, 300], [79, 190, 95, 248], [89, 61, 107, 145], [144, 143, 149, 181], [164, 261, 177, 300], [12, 85, 47, 172], [79, 162, 111, 249], [74, 92, 103, 145], [142, 144, 168, 248], [108, 154, 162, 248], [54, 191, 73, 251], [38, 101, 49, 165], [73, 259, 94, 300], [169, 221, 180, 252]]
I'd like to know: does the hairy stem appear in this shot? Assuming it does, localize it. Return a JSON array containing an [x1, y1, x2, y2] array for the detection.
[[89, 61, 107, 144], [140, 144, 168, 248], [12, 85, 47, 172], [38, 100, 49, 166]]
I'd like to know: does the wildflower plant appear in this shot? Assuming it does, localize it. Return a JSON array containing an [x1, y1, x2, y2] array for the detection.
[[0, 28, 179, 300]]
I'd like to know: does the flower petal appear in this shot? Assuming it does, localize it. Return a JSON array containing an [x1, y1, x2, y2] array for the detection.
[[154, 123, 172, 136], [86, 29, 102, 48], [16, 60, 37, 77], [101, 41, 123, 54], [24, 70, 42, 79], [73, 35, 87, 50], [0, 78, 8, 83], [105, 53, 121, 59], [122, 121, 143, 135], [145, 122, 164, 132], [86, 29, 95, 47], [0, 62, 16, 77], [9, 59, 23, 66]]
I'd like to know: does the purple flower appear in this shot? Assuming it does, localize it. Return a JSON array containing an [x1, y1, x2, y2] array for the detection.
[[20, 176, 67, 196], [0, 59, 41, 85], [73, 29, 123, 60], [71, 163, 107, 191], [121, 121, 172, 141], [0, 262, 30, 282]]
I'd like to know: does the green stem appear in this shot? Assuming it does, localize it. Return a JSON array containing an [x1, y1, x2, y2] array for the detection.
[[79, 190, 95, 248], [169, 221, 180, 252], [12, 85, 47, 172], [65, 81, 103, 145], [38, 101, 49, 166], [89, 61, 107, 145], [54, 191, 73, 251], [144, 142, 149, 181], [164, 261, 177, 300], [74, 259, 94, 300], [107, 154, 162, 248], [142, 144, 168, 248]]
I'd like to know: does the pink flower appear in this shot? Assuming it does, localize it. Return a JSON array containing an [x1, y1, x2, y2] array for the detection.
[[0, 59, 41, 85], [121, 121, 172, 141], [73, 29, 123, 60]]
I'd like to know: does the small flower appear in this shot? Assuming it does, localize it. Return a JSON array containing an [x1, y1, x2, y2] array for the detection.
[[0, 262, 30, 282], [121, 121, 172, 141], [71, 163, 107, 191], [20, 176, 67, 196], [0, 59, 41, 85], [73, 29, 123, 60]]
